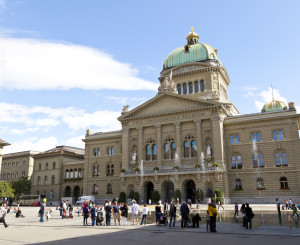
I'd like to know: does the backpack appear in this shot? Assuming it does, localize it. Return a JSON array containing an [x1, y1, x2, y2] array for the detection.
[[83, 206, 89, 213]]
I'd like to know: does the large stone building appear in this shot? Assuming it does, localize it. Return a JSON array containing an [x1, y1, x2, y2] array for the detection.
[[0, 150, 39, 182], [82, 30, 300, 204], [0, 138, 10, 175]]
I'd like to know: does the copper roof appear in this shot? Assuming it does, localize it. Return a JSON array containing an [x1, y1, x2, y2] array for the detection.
[[0, 138, 10, 146], [34, 145, 84, 157]]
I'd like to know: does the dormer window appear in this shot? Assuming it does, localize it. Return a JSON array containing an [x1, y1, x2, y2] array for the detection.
[[184, 45, 189, 53]]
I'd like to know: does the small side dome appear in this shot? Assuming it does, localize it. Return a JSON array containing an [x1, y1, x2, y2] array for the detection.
[[261, 99, 287, 112]]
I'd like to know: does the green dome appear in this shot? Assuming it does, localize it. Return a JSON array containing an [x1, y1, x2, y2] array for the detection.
[[163, 43, 219, 69], [262, 99, 287, 112]]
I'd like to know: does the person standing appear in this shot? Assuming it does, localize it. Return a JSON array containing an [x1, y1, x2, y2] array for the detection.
[[276, 198, 281, 216], [169, 202, 176, 228], [0, 203, 8, 228], [288, 198, 292, 210], [120, 203, 128, 225], [234, 202, 239, 218], [113, 201, 121, 225], [62, 201, 67, 219], [207, 199, 217, 232], [91, 204, 97, 226], [164, 200, 169, 216], [83, 204, 90, 226], [39, 200, 46, 222], [180, 201, 189, 229], [131, 200, 139, 225], [155, 201, 162, 226], [140, 204, 149, 225], [245, 203, 254, 229], [240, 204, 246, 227], [105, 202, 112, 226]]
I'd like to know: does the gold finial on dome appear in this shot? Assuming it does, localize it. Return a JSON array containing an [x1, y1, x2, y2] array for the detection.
[[271, 82, 274, 100], [191, 26, 194, 33], [186, 27, 199, 45]]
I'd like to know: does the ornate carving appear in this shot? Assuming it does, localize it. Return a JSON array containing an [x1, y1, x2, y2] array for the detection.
[[154, 124, 162, 130], [122, 105, 129, 113], [174, 122, 181, 128], [194, 119, 201, 126], [212, 72, 218, 81], [158, 70, 177, 94]]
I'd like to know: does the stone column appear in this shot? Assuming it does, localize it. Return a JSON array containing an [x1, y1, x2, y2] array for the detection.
[[194, 119, 202, 164], [137, 127, 143, 164], [122, 128, 130, 170], [155, 124, 162, 168], [211, 117, 224, 164], [174, 122, 182, 166]]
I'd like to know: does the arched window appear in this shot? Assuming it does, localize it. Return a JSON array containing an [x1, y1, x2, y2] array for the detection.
[[78, 168, 82, 178], [145, 140, 156, 161], [38, 163, 42, 171], [52, 162, 56, 169], [111, 164, 114, 175], [183, 83, 187, 95], [171, 142, 177, 159], [164, 138, 176, 160], [44, 176, 48, 185], [96, 166, 99, 176], [177, 84, 182, 94], [15, 172, 18, 178], [51, 175, 55, 184], [280, 177, 288, 189], [106, 164, 114, 175], [164, 143, 170, 159], [93, 184, 98, 194], [275, 152, 288, 166], [200, 80, 205, 92], [37, 176, 41, 184], [152, 144, 157, 160], [235, 178, 242, 190], [256, 177, 265, 189], [188, 82, 193, 94], [97, 148, 100, 156], [107, 147, 114, 155], [11, 173, 14, 179], [106, 165, 111, 175], [70, 169, 74, 178], [65, 169, 69, 179], [194, 81, 199, 93], [45, 163, 48, 170], [74, 169, 78, 178], [253, 154, 264, 168], [231, 155, 242, 169], [22, 171, 25, 177], [107, 183, 112, 194], [183, 136, 196, 158], [251, 132, 261, 142]]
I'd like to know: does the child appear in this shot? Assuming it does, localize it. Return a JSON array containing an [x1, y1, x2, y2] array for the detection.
[[292, 203, 299, 217], [205, 210, 210, 232]]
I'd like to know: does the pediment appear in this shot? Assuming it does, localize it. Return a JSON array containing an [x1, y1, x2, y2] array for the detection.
[[119, 93, 219, 120]]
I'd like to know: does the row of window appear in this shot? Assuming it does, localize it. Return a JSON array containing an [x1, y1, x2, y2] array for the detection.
[[230, 130, 284, 144], [235, 177, 289, 190], [146, 137, 198, 161], [177, 80, 205, 95], [93, 146, 115, 157], [231, 152, 288, 169], [1, 171, 26, 179], [92, 165, 115, 176], [2, 160, 27, 167], [37, 175, 55, 185], [38, 162, 56, 171], [65, 168, 84, 179]]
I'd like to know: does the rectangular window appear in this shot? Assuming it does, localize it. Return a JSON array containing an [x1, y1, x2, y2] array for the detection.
[[230, 134, 239, 144], [251, 132, 261, 142], [273, 130, 284, 141]]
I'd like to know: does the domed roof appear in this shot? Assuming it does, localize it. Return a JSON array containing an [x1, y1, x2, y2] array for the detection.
[[262, 99, 287, 112], [163, 43, 219, 69]]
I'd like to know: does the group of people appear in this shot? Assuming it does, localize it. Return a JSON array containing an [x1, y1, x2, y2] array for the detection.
[[277, 198, 299, 218], [57, 200, 73, 219]]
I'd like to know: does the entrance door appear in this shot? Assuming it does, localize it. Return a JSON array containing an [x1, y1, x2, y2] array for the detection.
[[145, 182, 154, 203], [165, 181, 174, 202], [186, 180, 196, 203]]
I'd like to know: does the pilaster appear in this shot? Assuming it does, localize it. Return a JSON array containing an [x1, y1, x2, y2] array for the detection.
[[155, 124, 162, 168], [194, 119, 202, 164], [137, 127, 143, 165], [174, 122, 182, 166], [122, 128, 130, 170]]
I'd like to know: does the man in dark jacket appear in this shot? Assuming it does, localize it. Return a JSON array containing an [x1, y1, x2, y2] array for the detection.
[[245, 203, 254, 229], [180, 201, 189, 229], [169, 202, 176, 227]]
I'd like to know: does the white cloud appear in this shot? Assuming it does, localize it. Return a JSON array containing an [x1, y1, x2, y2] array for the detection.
[[254, 87, 288, 111], [3, 136, 57, 154], [0, 102, 121, 133], [61, 135, 85, 149], [107, 96, 147, 105], [0, 37, 157, 91]]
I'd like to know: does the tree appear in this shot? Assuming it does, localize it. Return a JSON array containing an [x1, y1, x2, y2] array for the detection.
[[214, 189, 223, 203], [152, 190, 160, 204], [0, 181, 14, 198], [11, 177, 32, 199], [196, 189, 203, 203], [174, 189, 181, 203], [118, 192, 126, 203], [133, 192, 140, 204]]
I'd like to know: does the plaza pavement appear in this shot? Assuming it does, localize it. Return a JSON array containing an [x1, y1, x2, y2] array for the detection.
[[0, 206, 299, 245]]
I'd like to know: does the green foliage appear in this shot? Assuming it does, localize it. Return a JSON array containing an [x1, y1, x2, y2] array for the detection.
[[133, 192, 140, 204], [173, 165, 179, 170], [0, 181, 14, 198], [174, 189, 181, 202], [214, 189, 223, 202], [213, 162, 220, 167], [195, 164, 201, 168], [196, 189, 203, 203], [11, 177, 31, 199], [121, 168, 126, 173], [112, 198, 116, 204], [152, 190, 160, 204], [118, 192, 126, 203], [153, 166, 159, 171], [64, 177, 83, 182]]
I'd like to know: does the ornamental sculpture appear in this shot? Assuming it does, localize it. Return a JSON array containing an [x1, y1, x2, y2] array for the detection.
[[158, 70, 177, 94]]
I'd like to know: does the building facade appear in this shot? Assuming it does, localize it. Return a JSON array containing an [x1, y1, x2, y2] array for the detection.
[[0, 150, 39, 182], [0, 139, 10, 175], [82, 30, 300, 204], [31, 145, 84, 205]]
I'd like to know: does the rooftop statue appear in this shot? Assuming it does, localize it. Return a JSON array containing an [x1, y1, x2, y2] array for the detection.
[[158, 70, 177, 94]]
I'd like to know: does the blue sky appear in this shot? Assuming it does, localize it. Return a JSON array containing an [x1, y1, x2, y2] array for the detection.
[[1, 0, 300, 153]]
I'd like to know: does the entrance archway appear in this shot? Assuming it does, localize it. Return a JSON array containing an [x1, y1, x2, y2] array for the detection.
[[128, 184, 134, 200], [162, 181, 174, 202], [74, 185, 80, 200], [65, 186, 71, 197], [186, 180, 196, 203], [144, 181, 154, 203]]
